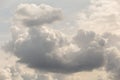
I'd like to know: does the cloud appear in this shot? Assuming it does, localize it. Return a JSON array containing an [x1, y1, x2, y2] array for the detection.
[[0, 64, 56, 80], [103, 34, 120, 80], [77, 0, 120, 34], [77, 0, 120, 79], [104, 47, 120, 80], [3, 3, 108, 74], [2, 1, 120, 80], [0, 68, 12, 80], [14, 4, 62, 27], [5, 25, 106, 73]]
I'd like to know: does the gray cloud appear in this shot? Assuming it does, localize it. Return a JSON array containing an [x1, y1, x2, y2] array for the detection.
[[102, 33, 120, 80], [3, 2, 120, 80], [77, 0, 120, 79], [3, 3, 108, 73], [105, 48, 120, 80], [5, 25, 106, 73]]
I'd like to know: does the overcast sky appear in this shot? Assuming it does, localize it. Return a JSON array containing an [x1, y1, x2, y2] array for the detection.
[[0, 0, 120, 80]]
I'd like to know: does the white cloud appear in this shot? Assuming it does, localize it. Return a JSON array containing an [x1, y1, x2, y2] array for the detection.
[[0, 64, 56, 80], [78, 0, 120, 34], [0, 68, 12, 80], [14, 4, 62, 27]]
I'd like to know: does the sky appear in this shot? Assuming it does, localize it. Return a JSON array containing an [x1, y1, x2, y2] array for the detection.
[[0, 0, 120, 80]]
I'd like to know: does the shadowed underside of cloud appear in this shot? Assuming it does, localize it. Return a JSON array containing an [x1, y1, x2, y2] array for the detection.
[[3, 1, 120, 80]]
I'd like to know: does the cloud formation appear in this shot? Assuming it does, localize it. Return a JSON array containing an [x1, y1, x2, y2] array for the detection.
[[14, 4, 62, 27], [103, 34, 120, 80], [78, 0, 120, 34], [77, 0, 120, 79], [3, 1, 120, 80], [4, 3, 107, 74], [0, 64, 56, 80]]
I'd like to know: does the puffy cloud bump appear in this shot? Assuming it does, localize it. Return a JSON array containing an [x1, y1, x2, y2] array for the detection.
[[14, 4, 62, 27]]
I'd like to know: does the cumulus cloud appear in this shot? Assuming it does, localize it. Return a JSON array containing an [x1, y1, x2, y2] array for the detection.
[[3, 1, 120, 80], [104, 36, 120, 80], [0, 64, 56, 80], [78, 0, 120, 34], [5, 25, 106, 73], [76, 0, 120, 79], [14, 4, 62, 27], [104, 47, 120, 80], [3, 3, 108, 74]]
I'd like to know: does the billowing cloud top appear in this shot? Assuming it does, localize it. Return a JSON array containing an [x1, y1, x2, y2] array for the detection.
[[14, 4, 62, 27]]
